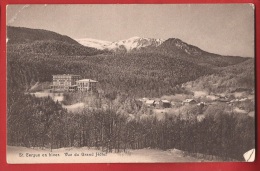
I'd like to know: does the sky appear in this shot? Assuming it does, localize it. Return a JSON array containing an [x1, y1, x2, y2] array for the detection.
[[7, 4, 254, 57]]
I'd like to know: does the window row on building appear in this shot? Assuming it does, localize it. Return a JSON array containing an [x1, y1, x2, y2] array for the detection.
[[51, 74, 98, 92]]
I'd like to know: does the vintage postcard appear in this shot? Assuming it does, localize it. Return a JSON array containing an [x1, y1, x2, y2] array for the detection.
[[6, 4, 255, 163]]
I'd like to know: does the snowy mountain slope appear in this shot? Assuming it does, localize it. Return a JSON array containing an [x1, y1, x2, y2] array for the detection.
[[106, 36, 164, 52], [76, 38, 112, 50], [76, 37, 164, 52]]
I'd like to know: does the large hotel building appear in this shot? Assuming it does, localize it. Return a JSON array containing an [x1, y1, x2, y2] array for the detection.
[[51, 74, 97, 92], [76, 79, 98, 92]]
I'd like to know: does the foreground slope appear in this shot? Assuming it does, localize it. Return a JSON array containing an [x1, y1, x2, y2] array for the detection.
[[7, 146, 217, 163]]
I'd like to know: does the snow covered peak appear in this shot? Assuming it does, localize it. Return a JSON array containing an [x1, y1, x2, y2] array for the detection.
[[76, 38, 112, 50], [112, 37, 164, 52], [76, 37, 165, 52]]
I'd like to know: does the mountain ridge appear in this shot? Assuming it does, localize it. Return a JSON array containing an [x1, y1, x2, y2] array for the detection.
[[7, 26, 79, 45], [7, 26, 105, 56], [76, 36, 164, 52], [7, 26, 253, 97], [76, 36, 250, 67]]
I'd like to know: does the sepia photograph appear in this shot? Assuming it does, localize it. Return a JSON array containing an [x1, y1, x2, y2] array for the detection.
[[6, 4, 255, 163]]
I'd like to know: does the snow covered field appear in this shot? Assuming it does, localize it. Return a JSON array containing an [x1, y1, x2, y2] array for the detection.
[[7, 146, 206, 163], [30, 91, 64, 102], [30, 91, 86, 112], [62, 102, 85, 112]]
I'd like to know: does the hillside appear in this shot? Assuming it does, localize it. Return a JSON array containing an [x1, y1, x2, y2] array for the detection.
[[7, 51, 213, 97], [7, 26, 251, 98], [149, 38, 249, 67], [7, 26, 104, 56], [77, 36, 248, 68], [182, 58, 254, 94], [7, 40, 104, 56], [7, 26, 79, 45]]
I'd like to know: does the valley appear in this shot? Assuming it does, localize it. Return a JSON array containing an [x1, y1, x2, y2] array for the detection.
[[6, 26, 255, 162]]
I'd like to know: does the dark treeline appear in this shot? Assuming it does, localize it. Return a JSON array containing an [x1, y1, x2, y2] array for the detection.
[[7, 92, 254, 161]]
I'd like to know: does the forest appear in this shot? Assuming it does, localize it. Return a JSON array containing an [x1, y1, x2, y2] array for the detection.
[[7, 51, 214, 97], [7, 91, 254, 161]]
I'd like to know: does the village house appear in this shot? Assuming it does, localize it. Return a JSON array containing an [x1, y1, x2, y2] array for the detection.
[[145, 100, 156, 107], [182, 99, 196, 105], [154, 101, 160, 107], [51, 74, 80, 92], [159, 100, 171, 108]]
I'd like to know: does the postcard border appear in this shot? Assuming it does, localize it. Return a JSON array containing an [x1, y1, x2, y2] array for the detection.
[[1, 0, 259, 171]]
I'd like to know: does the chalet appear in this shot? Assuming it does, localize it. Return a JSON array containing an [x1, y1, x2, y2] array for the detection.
[[159, 100, 171, 108], [51, 74, 80, 92], [182, 99, 196, 105], [154, 101, 160, 106], [76, 79, 98, 92], [145, 100, 156, 107]]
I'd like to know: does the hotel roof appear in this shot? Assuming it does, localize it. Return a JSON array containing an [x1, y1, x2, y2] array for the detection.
[[77, 79, 98, 83], [146, 100, 155, 104]]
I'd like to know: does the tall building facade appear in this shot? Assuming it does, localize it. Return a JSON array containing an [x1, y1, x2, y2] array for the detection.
[[51, 74, 81, 91], [76, 79, 98, 92]]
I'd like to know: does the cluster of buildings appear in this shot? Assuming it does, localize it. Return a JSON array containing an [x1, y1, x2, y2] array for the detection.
[[144, 99, 173, 108], [141, 98, 205, 109], [50, 74, 98, 92], [140, 98, 175, 108]]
